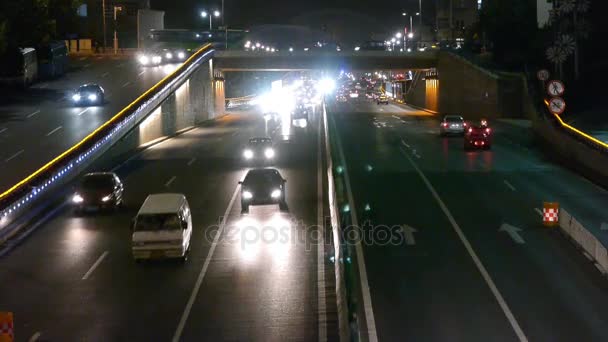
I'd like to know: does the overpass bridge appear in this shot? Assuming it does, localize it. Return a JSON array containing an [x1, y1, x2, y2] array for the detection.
[[213, 50, 439, 71]]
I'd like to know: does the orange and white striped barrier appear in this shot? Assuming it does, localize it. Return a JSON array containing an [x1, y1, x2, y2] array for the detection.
[[543, 202, 559, 227], [0, 312, 14, 342]]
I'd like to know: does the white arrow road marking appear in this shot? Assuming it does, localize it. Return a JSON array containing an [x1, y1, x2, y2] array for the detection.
[[499, 223, 525, 244], [401, 225, 418, 246]]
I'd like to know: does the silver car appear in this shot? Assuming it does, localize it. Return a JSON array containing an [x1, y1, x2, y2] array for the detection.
[[440, 115, 467, 136]]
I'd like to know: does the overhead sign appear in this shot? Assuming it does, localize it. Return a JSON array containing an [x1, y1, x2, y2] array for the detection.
[[547, 80, 565, 97], [548, 97, 566, 115], [537, 69, 550, 81]]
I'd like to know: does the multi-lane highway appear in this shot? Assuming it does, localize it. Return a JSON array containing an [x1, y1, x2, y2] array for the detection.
[[330, 100, 608, 341], [0, 55, 177, 194], [0, 108, 339, 341], [3, 94, 608, 341]]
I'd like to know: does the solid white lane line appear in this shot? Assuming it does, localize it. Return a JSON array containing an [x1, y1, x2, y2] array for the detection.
[[101, 72, 109, 77], [317, 115, 327, 342], [27, 110, 40, 118], [5, 150, 24, 162], [46, 126, 62, 137], [122, 81, 131, 88], [332, 115, 378, 341], [187, 158, 196, 166], [399, 148, 528, 342], [138, 70, 146, 76], [534, 208, 543, 217], [77, 108, 90, 116], [504, 180, 516, 191], [0, 128, 7, 134], [165, 176, 176, 187], [392, 115, 401, 120], [28, 332, 41, 342], [172, 186, 240, 342], [82, 251, 108, 280]]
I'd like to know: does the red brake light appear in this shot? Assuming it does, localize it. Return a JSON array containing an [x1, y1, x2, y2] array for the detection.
[[463, 122, 467, 127], [442, 123, 448, 127], [468, 127, 473, 133], [486, 128, 491, 133]]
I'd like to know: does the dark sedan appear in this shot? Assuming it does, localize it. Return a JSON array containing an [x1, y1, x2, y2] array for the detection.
[[71, 84, 105, 106], [239, 168, 287, 214], [72, 172, 124, 213]]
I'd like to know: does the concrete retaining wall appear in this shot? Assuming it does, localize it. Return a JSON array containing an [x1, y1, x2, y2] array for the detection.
[[406, 52, 529, 119]]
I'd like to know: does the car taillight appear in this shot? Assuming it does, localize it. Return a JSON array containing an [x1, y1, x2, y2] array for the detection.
[[442, 123, 448, 127], [463, 122, 468, 127], [485, 128, 491, 133], [468, 127, 473, 133]]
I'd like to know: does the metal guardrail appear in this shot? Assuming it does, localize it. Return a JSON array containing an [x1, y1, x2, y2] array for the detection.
[[0, 43, 214, 232]]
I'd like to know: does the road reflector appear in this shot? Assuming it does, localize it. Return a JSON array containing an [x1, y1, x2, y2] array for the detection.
[[543, 202, 559, 227], [0, 311, 14, 342]]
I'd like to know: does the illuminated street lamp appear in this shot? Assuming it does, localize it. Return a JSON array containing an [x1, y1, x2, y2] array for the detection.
[[200, 10, 221, 30]]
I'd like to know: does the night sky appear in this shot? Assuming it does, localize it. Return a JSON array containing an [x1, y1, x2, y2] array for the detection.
[[150, 0, 431, 30]]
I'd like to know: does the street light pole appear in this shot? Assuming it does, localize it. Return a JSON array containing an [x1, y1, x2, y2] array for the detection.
[[102, 0, 107, 51], [113, 6, 122, 54]]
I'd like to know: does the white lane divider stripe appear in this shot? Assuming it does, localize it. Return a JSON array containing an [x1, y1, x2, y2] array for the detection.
[[399, 147, 528, 342], [317, 114, 327, 342], [27, 110, 40, 119], [101, 72, 109, 77], [165, 176, 176, 187], [0, 128, 7, 134], [331, 114, 378, 341], [46, 126, 62, 137], [82, 251, 108, 280], [172, 186, 240, 342], [122, 81, 131, 88], [187, 158, 197, 166], [28, 332, 41, 342], [77, 108, 90, 116], [138, 70, 146, 76], [534, 208, 543, 217], [5, 150, 24, 162], [504, 180, 516, 191]]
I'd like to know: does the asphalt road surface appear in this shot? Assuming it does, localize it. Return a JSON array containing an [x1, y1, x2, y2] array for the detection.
[[3, 97, 608, 341], [0, 108, 339, 341], [329, 99, 608, 342], [0, 55, 178, 194]]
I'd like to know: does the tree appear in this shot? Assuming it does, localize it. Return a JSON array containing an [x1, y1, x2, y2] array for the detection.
[[480, 0, 540, 68]]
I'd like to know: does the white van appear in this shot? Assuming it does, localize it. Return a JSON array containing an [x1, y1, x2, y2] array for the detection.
[[131, 193, 192, 261]]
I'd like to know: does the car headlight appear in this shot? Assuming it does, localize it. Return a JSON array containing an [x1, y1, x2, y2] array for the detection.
[[165, 52, 173, 59], [88, 94, 97, 101], [152, 56, 162, 64], [243, 191, 253, 199], [264, 148, 275, 159], [177, 52, 185, 59], [72, 194, 83, 203], [138, 55, 149, 65], [271, 189, 281, 198], [243, 149, 254, 159], [72, 94, 81, 102], [101, 195, 112, 202]]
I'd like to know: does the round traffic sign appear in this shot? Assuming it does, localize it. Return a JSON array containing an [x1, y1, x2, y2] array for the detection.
[[548, 97, 566, 115], [547, 80, 565, 97], [537, 69, 550, 81]]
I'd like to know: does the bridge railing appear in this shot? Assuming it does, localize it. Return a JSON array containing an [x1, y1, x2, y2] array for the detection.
[[0, 44, 214, 235]]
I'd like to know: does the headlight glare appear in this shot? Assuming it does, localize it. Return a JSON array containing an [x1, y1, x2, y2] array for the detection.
[[243, 191, 253, 199], [72, 94, 81, 102], [88, 94, 97, 101], [264, 148, 275, 159], [102, 195, 112, 202], [72, 194, 83, 203], [271, 189, 281, 198], [243, 149, 253, 159]]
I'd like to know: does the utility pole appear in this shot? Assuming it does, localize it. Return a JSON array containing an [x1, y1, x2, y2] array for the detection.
[[222, 0, 225, 26], [102, 0, 107, 50]]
